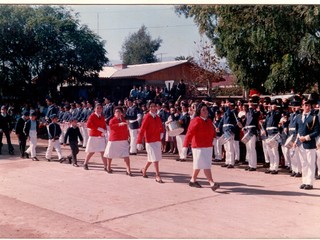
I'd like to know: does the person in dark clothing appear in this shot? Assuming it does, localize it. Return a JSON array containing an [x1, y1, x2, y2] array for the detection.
[[15, 111, 30, 158], [0, 105, 14, 155], [63, 118, 83, 167]]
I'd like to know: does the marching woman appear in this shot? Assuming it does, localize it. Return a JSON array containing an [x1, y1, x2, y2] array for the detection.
[[183, 102, 220, 191], [104, 106, 132, 175], [137, 101, 165, 183], [83, 103, 108, 171]]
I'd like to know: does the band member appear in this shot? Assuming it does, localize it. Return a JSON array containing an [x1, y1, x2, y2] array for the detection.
[[104, 106, 132, 175], [218, 99, 237, 168], [24, 111, 40, 161], [103, 96, 114, 140], [262, 100, 281, 174], [279, 111, 291, 171], [126, 98, 141, 155], [79, 101, 93, 148], [213, 110, 223, 161], [137, 101, 165, 183], [294, 99, 319, 190], [261, 97, 271, 168], [45, 114, 64, 162], [183, 102, 220, 191], [176, 102, 190, 162], [0, 105, 14, 155], [15, 111, 30, 158], [287, 100, 302, 177], [243, 97, 260, 171], [83, 103, 108, 171]]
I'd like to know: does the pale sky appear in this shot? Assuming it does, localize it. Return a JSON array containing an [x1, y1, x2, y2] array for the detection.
[[69, 5, 206, 65]]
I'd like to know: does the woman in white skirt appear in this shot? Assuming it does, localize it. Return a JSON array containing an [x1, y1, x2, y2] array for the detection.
[[137, 101, 164, 183], [183, 102, 220, 191], [83, 103, 108, 171], [104, 106, 132, 175]]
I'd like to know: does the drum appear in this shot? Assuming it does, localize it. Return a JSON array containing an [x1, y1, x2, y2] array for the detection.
[[266, 133, 280, 148], [284, 134, 295, 148], [260, 130, 267, 141], [167, 121, 184, 137], [241, 131, 254, 144], [219, 131, 233, 145], [280, 132, 288, 145]]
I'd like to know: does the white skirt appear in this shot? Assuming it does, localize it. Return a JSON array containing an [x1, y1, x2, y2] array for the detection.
[[85, 136, 107, 153], [192, 147, 213, 169], [146, 142, 162, 162], [104, 140, 129, 158]]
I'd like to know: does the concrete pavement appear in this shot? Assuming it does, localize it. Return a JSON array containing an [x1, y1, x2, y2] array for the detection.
[[1, 135, 320, 238]]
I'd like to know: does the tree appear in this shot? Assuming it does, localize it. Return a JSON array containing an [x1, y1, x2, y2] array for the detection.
[[175, 5, 320, 94], [120, 25, 162, 65], [0, 5, 108, 99], [190, 39, 225, 96]]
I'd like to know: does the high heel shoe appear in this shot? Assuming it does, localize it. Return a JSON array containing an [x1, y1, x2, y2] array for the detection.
[[155, 178, 164, 183], [140, 169, 148, 178], [104, 168, 113, 173]]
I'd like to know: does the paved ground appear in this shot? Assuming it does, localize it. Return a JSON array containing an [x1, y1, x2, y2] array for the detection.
[[1, 134, 320, 238]]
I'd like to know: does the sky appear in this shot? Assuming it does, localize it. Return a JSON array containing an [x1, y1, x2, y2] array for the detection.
[[69, 5, 207, 65]]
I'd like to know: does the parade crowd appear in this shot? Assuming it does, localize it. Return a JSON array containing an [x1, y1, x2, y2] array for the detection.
[[1, 83, 320, 191]]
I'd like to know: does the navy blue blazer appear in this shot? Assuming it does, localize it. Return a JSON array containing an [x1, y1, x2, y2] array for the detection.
[[295, 112, 320, 149]]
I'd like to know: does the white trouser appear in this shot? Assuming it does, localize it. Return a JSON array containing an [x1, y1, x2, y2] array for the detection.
[[281, 145, 291, 167], [298, 146, 316, 185], [234, 140, 240, 161], [266, 139, 279, 171], [176, 134, 186, 159], [129, 128, 138, 154], [262, 139, 270, 163], [59, 123, 68, 144], [245, 135, 257, 168], [26, 130, 37, 158], [290, 147, 302, 173], [224, 135, 235, 165], [213, 137, 222, 160], [45, 139, 63, 160], [81, 126, 89, 147], [316, 149, 320, 175]]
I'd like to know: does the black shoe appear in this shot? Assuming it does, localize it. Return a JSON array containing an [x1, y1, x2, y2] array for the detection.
[[67, 156, 72, 164], [248, 168, 256, 171], [32, 157, 39, 161], [271, 170, 278, 174], [46, 158, 51, 162], [126, 171, 133, 176], [104, 168, 113, 174], [180, 159, 186, 162], [59, 158, 66, 163], [295, 172, 302, 178], [316, 175, 320, 180], [189, 181, 202, 188], [9, 151, 14, 155], [290, 172, 296, 177], [221, 164, 228, 167], [227, 164, 234, 168], [73, 163, 79, 167], [263, 163, 270, 168], [285, 166, 291, 171], [24, 152, 29, 159], [175, 158, 181, 161], [83, 164, 89, 170], [140, 169, 148, 178], [304, 185, 313, 190], [245, 167, 250, 171], [211, 182, 220, 191], [129, 152, 137, 155], [300, 184, 306, 189], [265, 170, 272, 174]]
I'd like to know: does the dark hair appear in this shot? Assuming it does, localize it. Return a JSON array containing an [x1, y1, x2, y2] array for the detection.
[[195, 102, 208, 117], [147, 100, 156, 109], [114, 106, 123, 113]]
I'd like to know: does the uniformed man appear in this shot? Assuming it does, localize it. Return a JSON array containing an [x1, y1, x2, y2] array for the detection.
[[262, 100, 282, 174], [0, 105, 14, 155], [218, 99, 237, 168], [294, 98, 320, 190], [243, 97, 260, 171], [125, 98, 141, 155]]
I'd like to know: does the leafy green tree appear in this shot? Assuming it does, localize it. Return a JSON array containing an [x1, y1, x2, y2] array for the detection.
[[0, 5, 108, 99], [120, 25, 162, 65], [175, 5, 320, 94]]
